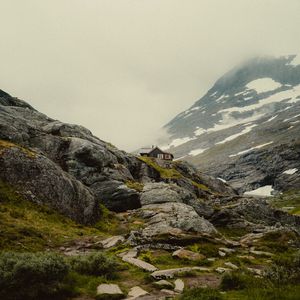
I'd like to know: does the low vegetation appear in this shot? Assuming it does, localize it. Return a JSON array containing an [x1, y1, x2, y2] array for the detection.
[[125, 180, 144, 192], [0, 139, 36, 158], [0, 252, 69, 300], [69, 252, 119, 277], [0, 180, 107, 251], [270, 190, 300, 215], [138, 156, 183, 179], [179, 250, 300, 300]]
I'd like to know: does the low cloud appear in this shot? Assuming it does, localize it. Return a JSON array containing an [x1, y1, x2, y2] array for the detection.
[[0, 0, 299, 151]]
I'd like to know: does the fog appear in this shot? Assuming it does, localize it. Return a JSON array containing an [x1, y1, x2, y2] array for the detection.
[[0, 0, 299, 151]]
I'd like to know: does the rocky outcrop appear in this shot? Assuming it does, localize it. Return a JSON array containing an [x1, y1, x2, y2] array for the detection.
[[161, 56, 300, 194], [1, 89, 299, 240], [210, 197, 300, 233], [0, 89, 242, 228], [132, 202, 218, 245], [0, 140, 98, 224]]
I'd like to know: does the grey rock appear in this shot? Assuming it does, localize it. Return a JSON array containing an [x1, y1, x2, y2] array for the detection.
[[154, 280, 174, 289], [100, 235, 125, 249], [249, 250, 274, 257], [93, 181, 141, 212], [137, 202, 218, 241], [151, 267, 210, 279], [127, 286, 148, 299], [96, 284, 124, 298], [215, 267, 232, 274], [174, 279, 184, 293], [224, 262, 239, 270], [172, 248, 205, 261], [140, 182, 195, 206], [0, 143, 98, 224], [122, 256, 158, 272]]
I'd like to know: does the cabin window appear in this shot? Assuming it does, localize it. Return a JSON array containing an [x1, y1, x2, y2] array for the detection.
[[157, 154, 164, 159], [165, 154, 171, 159]]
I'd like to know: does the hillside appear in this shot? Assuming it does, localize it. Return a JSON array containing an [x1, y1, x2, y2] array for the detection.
[[0, 89, 300, 300], [162, 55, 300, 194]]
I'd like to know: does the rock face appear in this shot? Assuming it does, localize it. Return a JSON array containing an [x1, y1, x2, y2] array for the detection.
[[136, 202, 218, 242], [0, 140, 98, 224], [96, 284, 124, 299], [0, 89, 239, 227], [211, 197, 300, 233], [161, 55, 300, 193], [1, 89, 299, 242]]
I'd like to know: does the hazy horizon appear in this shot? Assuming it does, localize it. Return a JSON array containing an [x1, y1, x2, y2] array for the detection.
[[1, 0, 300, 151]]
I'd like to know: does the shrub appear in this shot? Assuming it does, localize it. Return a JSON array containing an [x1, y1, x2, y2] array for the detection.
[[180, 287, 224, 300], [0, 251, 69, 300], [220, 270, 266, 291], [265, 251, 300, 285], [70, 252, 118, 278]]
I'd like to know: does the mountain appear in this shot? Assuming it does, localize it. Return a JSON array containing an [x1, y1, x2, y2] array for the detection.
[[162, 55, 300, 194], [1, 89, 300, 299]]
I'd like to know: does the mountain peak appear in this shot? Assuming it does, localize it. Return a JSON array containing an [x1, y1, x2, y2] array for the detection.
[[162, 55, 300, 194]]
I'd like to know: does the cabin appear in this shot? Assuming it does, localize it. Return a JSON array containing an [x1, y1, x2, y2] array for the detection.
[[139, 146, 174, 161]]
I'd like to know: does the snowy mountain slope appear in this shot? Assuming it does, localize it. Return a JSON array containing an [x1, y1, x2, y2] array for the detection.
[[162, 55, 300, 194]]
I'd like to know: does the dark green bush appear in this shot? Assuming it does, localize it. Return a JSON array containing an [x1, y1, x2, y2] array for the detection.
[[180, 288, 224, 300], [221, 271, 266, 291], [70, 252, 118, 277], [0, 251, 69, 300], [265, 251, 300, 285]]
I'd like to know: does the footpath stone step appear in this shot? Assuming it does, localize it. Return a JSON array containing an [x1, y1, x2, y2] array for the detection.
[[151, 267, 210, 279]]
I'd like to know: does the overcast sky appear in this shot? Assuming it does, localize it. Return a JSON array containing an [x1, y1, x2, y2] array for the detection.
[[1, 0, 299, 151]]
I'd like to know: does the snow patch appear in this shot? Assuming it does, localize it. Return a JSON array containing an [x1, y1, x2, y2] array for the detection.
[[189, 148, 208, 156], [168, 137, 196, 148], [283, 113, 300, 122], [290, 54, 300, 66], [184, 113, 193, 119], [219, 84, 300, 114], [246, 78, 282, 94], [216, 124, 257, 145], [283, 168, 298, 175], [229, 142, 273, 157], [194, 112, 264, 137], [217, 177, 227, 183], [244, 185, 274, 197], [264, 115, 277, 123]]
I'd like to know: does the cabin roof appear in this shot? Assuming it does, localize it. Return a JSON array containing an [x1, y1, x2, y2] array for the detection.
[[139, 147, 154, 154], [139, 146, 173, 156]]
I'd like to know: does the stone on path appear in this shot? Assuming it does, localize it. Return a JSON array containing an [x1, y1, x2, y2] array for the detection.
[[219, 247, 235, 254], [224, 262, 239, 270], [215, 267, 231, 274], [172, 248, 205, 261], [100, 236, 125, 249], [250, 250, 274, 257], [154, 280, 174, 289], [127, 286, 148, 299], [123, 256, 158, 272], [151, 267, 210, 279], [96, 284, 124, 299], [174, 279, 184, 293]]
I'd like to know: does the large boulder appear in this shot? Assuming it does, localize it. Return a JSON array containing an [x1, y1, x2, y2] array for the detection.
[[137, 202, 218, 242], [0, 140, 99, 224], [140, 182, 195, 206], [92, 180, 141, 212]]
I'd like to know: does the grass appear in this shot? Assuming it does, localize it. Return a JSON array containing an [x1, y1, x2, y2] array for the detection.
[[138, 156, 182, 179], [138, 156, 211, 192], [125, 180, 144, 192], [0, 139, 36, 158], [270, 190, 300, 215], [0, 180, 108, 251], [224, 285, 300, 300]]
